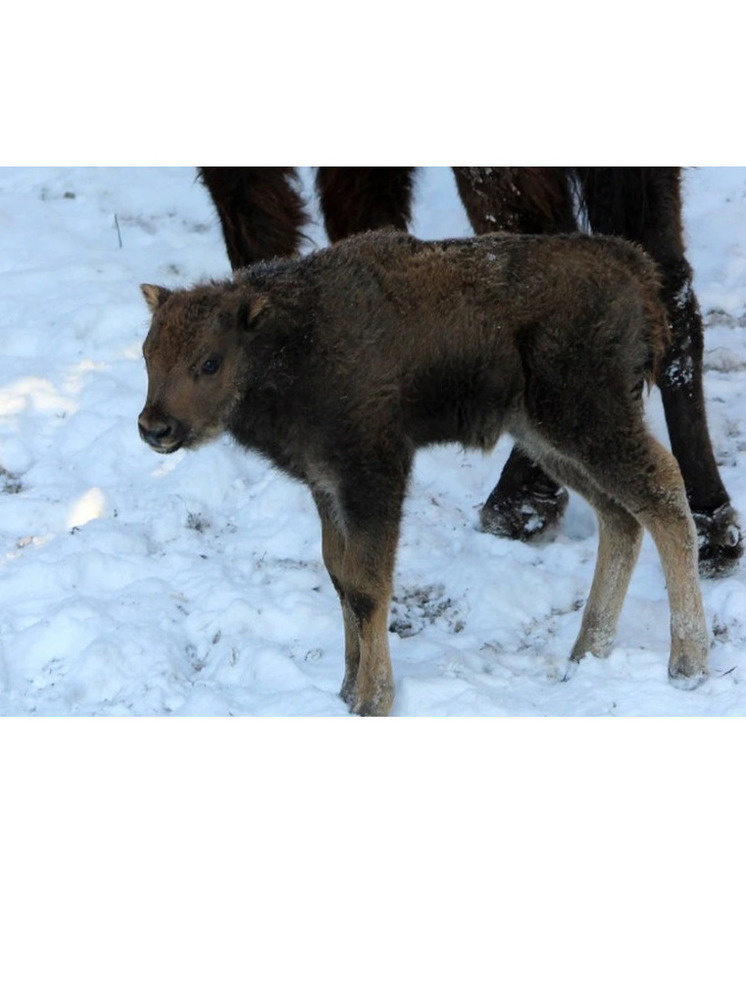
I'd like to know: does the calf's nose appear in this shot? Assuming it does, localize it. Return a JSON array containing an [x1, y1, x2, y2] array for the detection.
[[139, 420, 171, 447], [138, 410, 180, 450]]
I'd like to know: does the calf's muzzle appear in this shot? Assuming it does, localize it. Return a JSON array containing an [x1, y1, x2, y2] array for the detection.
[[138, 408, 186, 454]]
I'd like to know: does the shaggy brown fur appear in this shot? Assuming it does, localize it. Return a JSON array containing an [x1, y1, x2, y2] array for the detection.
[[139, 230, 709, 716], [196, 166, 742, 575], [453, 166, 578, 235], [315, 167, 416, 242], [197, 168, 308, 269]]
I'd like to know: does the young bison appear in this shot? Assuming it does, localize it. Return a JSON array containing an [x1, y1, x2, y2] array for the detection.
[[139, 230, 709, 716]]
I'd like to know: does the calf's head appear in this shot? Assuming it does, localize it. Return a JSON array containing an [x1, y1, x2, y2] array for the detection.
[[138, 283, 267, 453]]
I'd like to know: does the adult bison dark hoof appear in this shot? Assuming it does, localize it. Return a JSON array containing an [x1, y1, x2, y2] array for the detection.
[[693, 504, 743, 577], [480, 483, 570, 541]]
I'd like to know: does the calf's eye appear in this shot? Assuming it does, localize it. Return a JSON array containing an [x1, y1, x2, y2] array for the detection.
[[201, 356, 221, 375]]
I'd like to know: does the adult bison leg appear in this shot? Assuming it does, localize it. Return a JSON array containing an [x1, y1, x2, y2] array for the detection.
[[198, 167, 308, 269], [658, 255, 742, 572], [579, 167, 742, 575], [453, 167, 576, 541], [315, 167, 416, 242], [478, 446, 569, 540], [453, 166, 576, 236]]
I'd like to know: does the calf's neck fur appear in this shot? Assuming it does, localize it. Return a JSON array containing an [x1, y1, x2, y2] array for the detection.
[[139, 230, 709, 716]]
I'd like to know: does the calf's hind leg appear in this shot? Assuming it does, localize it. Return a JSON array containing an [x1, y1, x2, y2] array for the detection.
[[571, 500, 643, 664], [628, 438, 710, 687], [532, 452, 644, 666], [539, 434, 708, 687]]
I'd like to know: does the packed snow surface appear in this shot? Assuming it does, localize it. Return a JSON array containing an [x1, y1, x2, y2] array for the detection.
[[1, 166, 745, 716]]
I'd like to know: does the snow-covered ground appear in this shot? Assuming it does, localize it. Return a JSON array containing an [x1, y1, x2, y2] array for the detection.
[[1, 166, 745, 716]]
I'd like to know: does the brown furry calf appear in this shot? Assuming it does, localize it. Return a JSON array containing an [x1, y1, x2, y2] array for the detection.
[[138, 230, 709, 716]]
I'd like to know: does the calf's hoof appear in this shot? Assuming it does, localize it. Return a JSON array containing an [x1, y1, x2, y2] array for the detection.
[[693, 503, 742, 577], [668, 656, 708, 691], [340, 677, 357, 708], [349, 680, 395, 717], [558, 657, 579, 682], [570, 635, 613, 664], [480, 483, 569, 542]]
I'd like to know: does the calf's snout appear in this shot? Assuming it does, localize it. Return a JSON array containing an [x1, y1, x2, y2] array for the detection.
[[138, 409, 185, 453]]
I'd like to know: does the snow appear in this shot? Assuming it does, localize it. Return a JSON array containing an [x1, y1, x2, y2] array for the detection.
[[1, 166, 745, 717]]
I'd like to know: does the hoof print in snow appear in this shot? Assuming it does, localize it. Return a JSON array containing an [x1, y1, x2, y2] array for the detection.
[[389, 584, 465, 638], [1, 468, 23, 494]]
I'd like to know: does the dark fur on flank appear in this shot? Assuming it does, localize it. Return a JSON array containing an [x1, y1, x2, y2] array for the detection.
[[197, 166, 742, 575], [139, 230, 709, 716]]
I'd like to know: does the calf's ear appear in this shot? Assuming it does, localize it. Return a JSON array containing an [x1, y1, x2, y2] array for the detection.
[[141, 284, 172, 313], [235, 294, 271, 332]]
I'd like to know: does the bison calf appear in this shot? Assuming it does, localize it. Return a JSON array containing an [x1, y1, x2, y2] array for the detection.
[[139, 230, 709, 715]]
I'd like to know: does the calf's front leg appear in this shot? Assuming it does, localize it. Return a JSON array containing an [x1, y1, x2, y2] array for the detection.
[[346, 584, 396, 717], [316, 501, 401, 717], [318, 514, 361, 707]]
